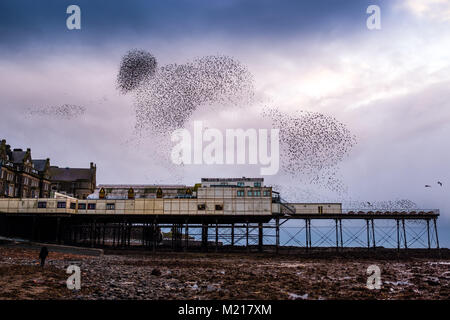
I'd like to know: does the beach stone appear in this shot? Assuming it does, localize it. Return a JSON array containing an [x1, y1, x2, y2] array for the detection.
[[151, 268, 161, 276]]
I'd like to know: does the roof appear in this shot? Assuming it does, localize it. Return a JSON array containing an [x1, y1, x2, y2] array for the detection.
[[49, 166, 94, 181], [97, 184, 187, 189], [201, 177, 264, 182], [32, 159, 48, 172], [10, 150, 27, 164]]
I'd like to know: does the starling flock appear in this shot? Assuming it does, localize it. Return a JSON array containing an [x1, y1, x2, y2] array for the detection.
[[117, 50, 254, 134], [115, 49, 360, 195], [262, 107, 356, 194], [117, 49, 157, 94], [27, 104, 86, 120], [113, 48, 428, 208], [19, 48, 428, 209], [344, 199, 418, 212]]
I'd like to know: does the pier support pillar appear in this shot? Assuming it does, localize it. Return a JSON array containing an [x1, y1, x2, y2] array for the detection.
[[433, 218, 440, 250], [275, 218, 280, 254], [184, 219, 189, 252], [201, 222, 208, 252], [90, 220, 95, 248], [308, 219, 312, 249], [102, 222, 106, 246], [402, 218, 407, 249], [171, 224, 175, 250], [215, 220, 219, 253], [246, 221, 249, 252], [112, 223, 116, 247], [366, 219, 370, 250], [371, 219, 376, 249], [56, 217, 61, 244], [305, 219, 312, 250], [152, 219, 157, 253], [258, 222, 263, 252], [31, 216, 37, 241], [128, 222, 131, 247], [231, 223, 235, 248], [335, 219, 339, 251], [396, 219, 400, 252]]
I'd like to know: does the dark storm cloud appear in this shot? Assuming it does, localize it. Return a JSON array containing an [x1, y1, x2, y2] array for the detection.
[[0, 0, 389, 51]]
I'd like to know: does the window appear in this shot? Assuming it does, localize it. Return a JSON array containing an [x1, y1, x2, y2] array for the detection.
[[88, 203, 96, 210], [106, 203, 115, 210], [318, 206, 323, 214], [57, 202, 66, 208], [38, 202, 47, 208], [237, 182, 244, 187], [254, 182, 261, 187], [237, 190, 244, 197], [247, 190, 253, 196], [254, 190, 261, 197], [78, 203, 86, 210], [263, 190, 270, 197], [70, 203, 76, 209], [197, 204, 206, 210], [215, 204, 223, 211]]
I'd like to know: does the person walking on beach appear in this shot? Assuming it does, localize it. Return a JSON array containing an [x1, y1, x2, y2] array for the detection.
[[39, 246, 48, 267]]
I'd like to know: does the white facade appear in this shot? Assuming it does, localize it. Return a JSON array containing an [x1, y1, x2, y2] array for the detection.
[[0, 178, 360, 216]]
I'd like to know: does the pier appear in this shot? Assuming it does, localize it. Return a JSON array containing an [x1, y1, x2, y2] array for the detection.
[[0, 210, 440, 253]]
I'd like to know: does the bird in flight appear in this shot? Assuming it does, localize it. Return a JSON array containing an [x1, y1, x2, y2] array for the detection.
[[437, 181, 443, 187], [425, 185, 431, 188]]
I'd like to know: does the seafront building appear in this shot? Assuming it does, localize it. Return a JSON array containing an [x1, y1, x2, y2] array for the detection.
[[0, 139, 96, 199]]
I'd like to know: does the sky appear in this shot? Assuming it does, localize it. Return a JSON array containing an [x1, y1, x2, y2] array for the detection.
[[1, 0, 450, 247]]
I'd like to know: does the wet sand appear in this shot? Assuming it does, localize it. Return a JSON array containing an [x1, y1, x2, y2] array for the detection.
[[0, 246, 448, 300]]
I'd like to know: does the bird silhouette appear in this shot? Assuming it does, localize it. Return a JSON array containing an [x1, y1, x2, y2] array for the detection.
[[425, 185, 431, 188], [437, 181, 443, 187]]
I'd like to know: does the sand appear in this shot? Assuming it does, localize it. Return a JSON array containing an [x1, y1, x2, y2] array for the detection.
[[0, 246, 448, 300]]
